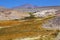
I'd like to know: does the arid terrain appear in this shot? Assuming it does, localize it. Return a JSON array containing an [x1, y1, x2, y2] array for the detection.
[[0, 4, 60, 40]]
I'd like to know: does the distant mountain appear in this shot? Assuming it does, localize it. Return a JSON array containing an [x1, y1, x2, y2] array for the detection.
[[0, 4, 60, 12], [12, 4, 40, 12], [0, 6, 8, 11], [12, 4, 60, 12], [0, 4, 60, 20], [12, 4, 39, 9]]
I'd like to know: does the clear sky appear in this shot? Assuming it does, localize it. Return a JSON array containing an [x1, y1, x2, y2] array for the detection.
[[0, 0, 60, 8]]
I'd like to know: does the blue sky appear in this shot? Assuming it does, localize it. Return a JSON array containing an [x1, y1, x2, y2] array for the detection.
[[0, 0, 60, 8]]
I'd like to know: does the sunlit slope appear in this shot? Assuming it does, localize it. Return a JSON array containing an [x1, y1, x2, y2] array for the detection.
[[0, 15, 55, 26], [0, 15, 57, 40]]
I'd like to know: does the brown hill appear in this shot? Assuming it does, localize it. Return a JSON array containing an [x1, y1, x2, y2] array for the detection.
[[0, 9, 29, 20]]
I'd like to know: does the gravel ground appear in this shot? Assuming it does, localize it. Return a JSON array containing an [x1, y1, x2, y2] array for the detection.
[[42, 16, 60, 30], [55, 32, 60, 40]]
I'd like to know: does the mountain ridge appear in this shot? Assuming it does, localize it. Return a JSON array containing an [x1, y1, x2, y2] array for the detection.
[[0, 4, 60, 20]]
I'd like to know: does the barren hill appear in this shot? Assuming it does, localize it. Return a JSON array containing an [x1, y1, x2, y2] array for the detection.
[[0, 5, 60, 40], [0, 4, 60, 20], [0, 9, 29, 20]]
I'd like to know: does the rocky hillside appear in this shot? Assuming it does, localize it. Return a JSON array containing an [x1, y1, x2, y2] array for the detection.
[[42, 11, 60, 30], [0, 4, 60, 20]]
